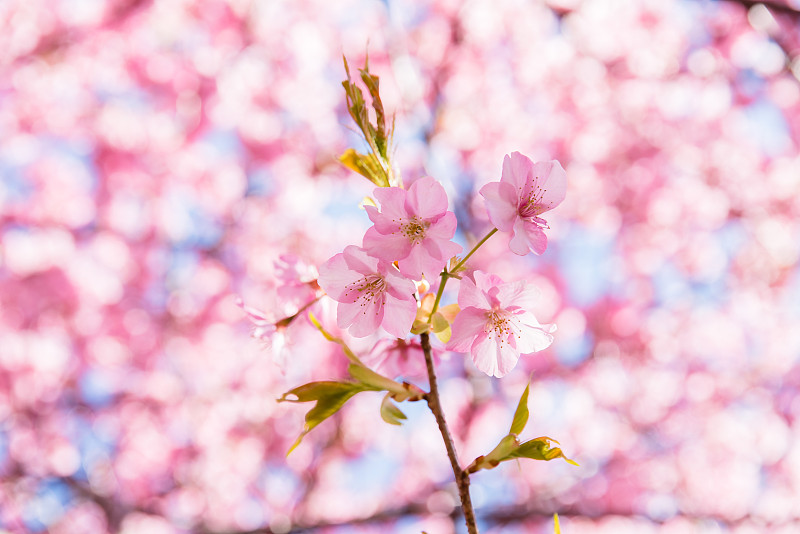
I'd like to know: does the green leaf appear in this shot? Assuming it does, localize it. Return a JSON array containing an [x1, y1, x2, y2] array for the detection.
[[339, 148, 389, 187], [380, 393, 407, 425], [510, 382, 530, 436], [508, 436, 579, 466], [278, 381, 368, 454]]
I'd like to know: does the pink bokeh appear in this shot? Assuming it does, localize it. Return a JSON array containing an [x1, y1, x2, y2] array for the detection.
[[2, 0, 800, 533]]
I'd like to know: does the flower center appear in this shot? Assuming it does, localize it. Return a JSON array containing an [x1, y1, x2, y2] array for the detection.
[[399, 216, 429, 245], [344, 274, 386, 312], [518, 180, 549, 220], [484, 309, 517, 347]]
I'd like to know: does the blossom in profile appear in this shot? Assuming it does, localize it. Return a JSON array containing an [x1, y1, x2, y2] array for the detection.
[[447, 271, 555, 378], [363, 177, 462, 281], [363, 338, 429, 380], [318, 245, 417, 338], [480, 152, 566, 255]]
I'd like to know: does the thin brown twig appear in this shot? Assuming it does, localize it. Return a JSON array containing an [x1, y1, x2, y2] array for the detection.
[[420, 332, 478, 534]]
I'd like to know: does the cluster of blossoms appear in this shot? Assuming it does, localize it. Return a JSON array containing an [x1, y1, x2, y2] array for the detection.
[[318, 152, 567, 377]]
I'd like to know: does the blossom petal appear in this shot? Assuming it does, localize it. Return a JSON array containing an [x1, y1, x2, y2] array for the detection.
[[342, 245, 380, 274], [365, 204, 400, 234], [373, 187, 408, 221], [501, 152, 533, 192], [318, 253, 361, 302], [363, 226, 412, 262], [422, 236, 462, 264], [508, 219, 547, 255], [470, 335, 501, 377], [480, 181, 518, 232], [381, 293, 417, 337], [494, 338, 522, 377], [347, 299, 384, 337], [384, 265, 417, 299], [405, 177, 448, 219], [426, 211, 457, 239], [515, 318, 555, 354], [496, 279, 540, 310], [448, 307, 489, 352], [457, 275, 491, 310], [399, 245, 445, 280], [336, 300, 379, 336], [532, 160, 567, 212]]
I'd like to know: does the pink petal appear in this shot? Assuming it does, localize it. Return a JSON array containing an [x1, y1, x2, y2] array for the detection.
[[405, 177, 448, 219], [470, 335, 501, 377], [342, 245, 380, 274], [479, 181, 518, 232], [531, 160, 567, 212], [496, 280, 539, 310], [422, 235, 462, 264], [501, 152, 534, 192], [456, 275, 491, 310], [373, 187, 408, 221], [494, 339, 522, 377], [318, 253, 362, 302], [363, 226, 412, 262], [508, 219, 547, 255], [448, 308, 490, 352], [365, 205, 400, 235], [336, 300, 381, 336], [382, 293, 417, 337], [399, 245, 445, 281], [515, 318, 555, 354], [426, 211, 458, 239], [524, 220, 548, 255], [437, 239, 463, 262], [397, 246, 426, 280], [384, 265, 417, 299], [473, 271, 505, 294]]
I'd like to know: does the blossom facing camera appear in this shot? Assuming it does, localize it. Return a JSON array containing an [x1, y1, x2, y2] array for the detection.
[[362, 177, 462, 281], [447, 271, 555, 378], [480, 152, 566, 255], [318, 245, 417, 338]]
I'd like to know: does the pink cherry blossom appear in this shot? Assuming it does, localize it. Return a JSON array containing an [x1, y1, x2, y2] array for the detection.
[[363, 338, 429, 380], [362, 177, 462, 280], [480, 152, 567, 255], [447, 271, 555, 378], [318, 245, 417, 338]]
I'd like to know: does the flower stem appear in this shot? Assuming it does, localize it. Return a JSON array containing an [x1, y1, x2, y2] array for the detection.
[[428, 228, 498, 322], [420, 332, 478, 534]]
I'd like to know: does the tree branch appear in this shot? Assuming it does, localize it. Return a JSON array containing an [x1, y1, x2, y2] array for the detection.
[[420, 332, 478, 534]]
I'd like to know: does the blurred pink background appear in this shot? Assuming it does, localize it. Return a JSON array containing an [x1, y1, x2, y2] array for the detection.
[[2, 0, 800, 533]]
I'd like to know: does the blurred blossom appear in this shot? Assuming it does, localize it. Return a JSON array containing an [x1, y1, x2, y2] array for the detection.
[[1, 0, 799, 532]]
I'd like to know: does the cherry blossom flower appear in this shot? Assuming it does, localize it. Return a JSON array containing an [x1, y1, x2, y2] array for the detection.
[[363, 338, 429, 380], [362, 177, 462, 280], [318, 245, 417, 338], [274, 254, 321, 315], [447, 271, 555, 377], [480, 152, 567, 255]]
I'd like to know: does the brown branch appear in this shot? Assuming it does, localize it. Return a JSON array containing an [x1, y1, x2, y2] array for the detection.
[[420, 332, 478, 534]]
